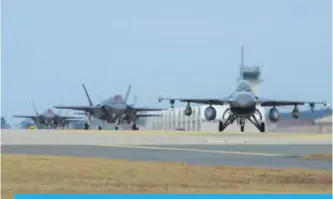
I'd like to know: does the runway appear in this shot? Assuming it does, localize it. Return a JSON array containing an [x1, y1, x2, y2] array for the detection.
[[1, 130, 332, 170]]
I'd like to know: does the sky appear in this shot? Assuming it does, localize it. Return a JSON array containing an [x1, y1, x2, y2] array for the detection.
[[1, 0, 332, 125]]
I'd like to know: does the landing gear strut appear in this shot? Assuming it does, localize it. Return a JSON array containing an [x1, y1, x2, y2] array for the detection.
[[84, 123, 90, 130], [218, 108, 265, 133]]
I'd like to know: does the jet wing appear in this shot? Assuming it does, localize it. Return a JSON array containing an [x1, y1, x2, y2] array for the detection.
[[59, 116, 85, 119], [134, 107, 166, 112], [258, 98, 328, 107], [52, 105, 97, 112], [136, 114, 162, 118], [157, 97, 229, 106], [12, 115, 38, 119]]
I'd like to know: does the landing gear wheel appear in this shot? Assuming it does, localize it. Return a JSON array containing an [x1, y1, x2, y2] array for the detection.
[[218, 121, 225, 132], [136, 127, 139, 130], [132, 124, 137, 130], [115, 126, 119, 130], [98, 125, 102, 130], [240, 125, 245, 132], [259, 122, 265, 133], [84, 123, 90, 130]]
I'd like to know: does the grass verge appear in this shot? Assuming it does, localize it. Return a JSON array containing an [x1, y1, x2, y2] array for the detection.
[[302, 153, 332, 161], [1, 154, 332, 198]]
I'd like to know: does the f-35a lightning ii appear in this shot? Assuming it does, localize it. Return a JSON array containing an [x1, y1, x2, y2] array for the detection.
[[52, 83, 164, 130], [12, 102, 84, 129]]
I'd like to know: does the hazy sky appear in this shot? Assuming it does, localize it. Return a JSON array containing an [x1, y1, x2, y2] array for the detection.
[[1, 0, 332, 124]]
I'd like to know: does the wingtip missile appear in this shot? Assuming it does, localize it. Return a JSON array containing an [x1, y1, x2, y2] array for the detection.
[[156, 97, 163, 103]]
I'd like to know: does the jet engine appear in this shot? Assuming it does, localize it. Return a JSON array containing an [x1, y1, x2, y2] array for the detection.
[[204, 106, 216, 121], [268, 108, 280, 122], [184, 105, 192, 116], [291, 107, 300, 119]]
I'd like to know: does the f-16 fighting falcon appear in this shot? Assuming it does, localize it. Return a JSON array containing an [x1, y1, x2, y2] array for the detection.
[[157, 80, 329, 132], [52, 83, 164, 130], [12, 102, 84, 129]]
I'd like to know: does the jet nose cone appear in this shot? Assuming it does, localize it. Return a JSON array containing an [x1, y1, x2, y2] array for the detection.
[[236, 93, 255, 107]]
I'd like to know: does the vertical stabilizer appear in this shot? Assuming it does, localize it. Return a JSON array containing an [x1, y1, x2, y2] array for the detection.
[[124, 84, 132, 103], [32, 101, 39, 116], [82, 82, 94, 106], [132, 96, 137, 106]]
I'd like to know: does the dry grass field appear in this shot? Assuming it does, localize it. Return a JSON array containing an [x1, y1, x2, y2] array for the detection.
[[1, 154, 332, 199], [302, 153, 332, 161]]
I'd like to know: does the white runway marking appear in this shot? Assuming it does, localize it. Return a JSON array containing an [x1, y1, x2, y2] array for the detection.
[[101, 144, 286, 157], [204, 140, 247, 144]]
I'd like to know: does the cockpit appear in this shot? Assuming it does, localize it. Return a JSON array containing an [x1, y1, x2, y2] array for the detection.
[[236, 81, 252, 92], [112, 95, 124, 103]]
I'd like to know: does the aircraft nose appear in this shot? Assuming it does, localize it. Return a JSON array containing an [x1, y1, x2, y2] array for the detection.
[[236, 93, 254, 107]]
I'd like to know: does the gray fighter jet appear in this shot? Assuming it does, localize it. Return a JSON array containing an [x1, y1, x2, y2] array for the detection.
[[52, 83, 164, 130], [12, 102, 84, 129], [157, 80, 329, 132]]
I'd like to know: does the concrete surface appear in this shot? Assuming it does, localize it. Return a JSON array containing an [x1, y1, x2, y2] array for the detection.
[[1, 130, 332, 145], [1, 130, 332, 170]]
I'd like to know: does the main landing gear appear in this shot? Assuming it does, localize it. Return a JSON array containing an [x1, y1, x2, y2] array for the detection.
[[218, 109, 265, 133], [131, 123, 139, 130], [84, 123, 90, 130]]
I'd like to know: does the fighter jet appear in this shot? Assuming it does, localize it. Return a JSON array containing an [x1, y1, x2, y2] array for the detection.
[[156, 45, 329, 133], [52, 83, 164, 130], [157, 80, 329, 132], [12, 102, 84, 129]]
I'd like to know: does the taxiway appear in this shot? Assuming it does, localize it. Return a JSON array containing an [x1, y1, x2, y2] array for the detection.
[[1, 130, 332, 170]]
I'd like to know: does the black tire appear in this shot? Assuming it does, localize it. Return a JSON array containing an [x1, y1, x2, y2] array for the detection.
[[84, 123, 89, 130], [115, 126, 118, 130], [218, 121, 225, 132], [240, 125, 245, 132], [132, 124, 137, 130], [260, 122, 265, 133], [136, 127, 139, 130], [98, 126, 102, 130]]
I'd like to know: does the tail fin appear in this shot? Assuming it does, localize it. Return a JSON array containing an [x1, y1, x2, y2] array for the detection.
[[124, 84, 132, 103], [82, 82, 94, 106], [132, 96, 137, 106], [32, 101, 39, 116]]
